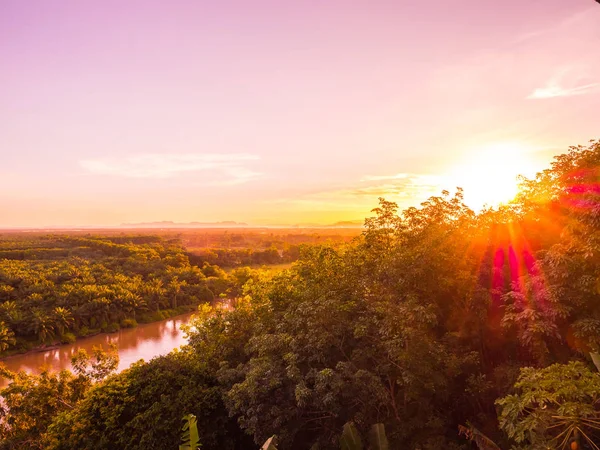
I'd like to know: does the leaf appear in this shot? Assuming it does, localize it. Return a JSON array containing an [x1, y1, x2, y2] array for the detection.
[[261, 435, 278, 450], [368, 423, 389, 450], [179, 414, 201, 450], [458, 423, 501, 450], [590, 352, 600, 373], [340, 422, 363, 450]]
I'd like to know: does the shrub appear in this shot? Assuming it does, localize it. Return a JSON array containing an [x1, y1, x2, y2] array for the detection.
[[77, 327, 90, 337], [60, 332, 76, 344], [121, 318, 138, 328], [138, 311, 166, 323], [104, 322, 120, 333]]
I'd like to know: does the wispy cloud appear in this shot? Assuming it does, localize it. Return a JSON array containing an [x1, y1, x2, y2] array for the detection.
[[340, 174, 443, 200], [528, 81, 600, 99], [527, 65, 600, 99], [511, 7, 596, 46], [360, 173, 409, 182], [267, 173, 444, 212], [80, 153, 261, 183], [209, 166, 262, 186]]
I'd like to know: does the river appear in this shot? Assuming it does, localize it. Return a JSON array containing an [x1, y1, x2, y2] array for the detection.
[[0, 312, 195, 389]]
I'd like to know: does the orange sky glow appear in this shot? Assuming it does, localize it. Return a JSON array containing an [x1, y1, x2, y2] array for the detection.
[[1, 1, 599, 227]]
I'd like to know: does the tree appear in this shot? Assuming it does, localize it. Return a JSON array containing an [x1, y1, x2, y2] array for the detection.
[[29, 308, 55, 343], [144, 278, 167, 312], [168, 277, 185, 309], [44, 351, 248, 450], [190, 221, 477, 448], [0, 321, 16, 351], [0, 300, 20, 326], [0, 366, 91, 449], [52, 307, 74, 336], [497, 361, 600, 449], [71, 344, 119, 382]]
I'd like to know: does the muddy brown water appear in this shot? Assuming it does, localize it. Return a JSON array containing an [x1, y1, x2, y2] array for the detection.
[[0, 313, 195, 389]]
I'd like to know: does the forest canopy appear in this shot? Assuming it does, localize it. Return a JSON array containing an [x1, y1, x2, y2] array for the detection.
[[0, 236, 234, 356]]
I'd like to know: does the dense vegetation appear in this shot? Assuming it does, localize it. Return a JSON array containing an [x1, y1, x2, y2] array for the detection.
[[184, 228, 357, 268], [2, 141, 600, 449], [0, 236, 235, 356]]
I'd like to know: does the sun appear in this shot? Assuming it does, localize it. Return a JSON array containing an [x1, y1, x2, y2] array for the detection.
[[445, 143, 539, 211]]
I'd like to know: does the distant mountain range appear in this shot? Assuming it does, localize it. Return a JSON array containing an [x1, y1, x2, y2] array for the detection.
[[329, 220, 363, 227]]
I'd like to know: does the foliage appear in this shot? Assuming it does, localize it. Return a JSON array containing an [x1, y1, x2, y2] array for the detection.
[[0, 344, 119, 449], [340, 422, 363, 450], [458, 423, 501, 450], [42, 351, 248, 450], [0, 321, 15, 350], [179, 414, 201, 450], [120, 318, 138, 328], [339, 422, 389, 450], [0, 236, 232, 355], [260, 436, 278, 450], [185, 191, 483, 448], [368, 424, 390, 450], [3, 141, 600, 449], [497, 361, 600, 449], [71, 343, 119, 382]]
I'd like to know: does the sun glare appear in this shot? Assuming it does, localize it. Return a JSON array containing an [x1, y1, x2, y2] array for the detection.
[[446, 143, 538, 211]]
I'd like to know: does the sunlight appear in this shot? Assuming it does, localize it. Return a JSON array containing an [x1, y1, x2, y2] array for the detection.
[[446, 143, 538, 210]]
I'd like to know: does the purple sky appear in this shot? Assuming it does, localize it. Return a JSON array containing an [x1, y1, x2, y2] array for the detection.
[[1, 0, 599, 226]]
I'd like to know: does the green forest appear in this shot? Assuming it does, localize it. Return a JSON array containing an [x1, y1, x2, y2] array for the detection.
[[0, 235, 242, 356], [2, 140, 600, 449]]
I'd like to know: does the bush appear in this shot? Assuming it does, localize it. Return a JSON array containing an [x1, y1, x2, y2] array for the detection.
[[175, 305, 195, 315], [60, 333, 77, 344], [138, 311, 170, 323], [77, 327, 100, 337], [77, 327, 90, 337], [121, 318, 138, 328], [104, 322, 120, 333], [15, 337, 33, 351], [162, 309, 176, 318]]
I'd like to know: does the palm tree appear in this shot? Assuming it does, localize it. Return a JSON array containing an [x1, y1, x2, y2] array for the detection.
[[168, 277, 186, 309], [53, 307, 74, 335], [29, 309, 55, 343], [89, 297, 112, 325], [0, 321, 16, 351], [0, 300, 21, 327], [0, 284, 15, 301], [144, 279, 166, 312], [125, 292, 146, 320]]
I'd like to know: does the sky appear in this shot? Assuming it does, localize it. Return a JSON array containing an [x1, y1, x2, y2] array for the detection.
[[1, 0, 599, 227]]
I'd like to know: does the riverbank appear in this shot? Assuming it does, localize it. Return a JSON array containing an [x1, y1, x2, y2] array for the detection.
[[0, 303, 202, 360], [0, 311, 197, 388]]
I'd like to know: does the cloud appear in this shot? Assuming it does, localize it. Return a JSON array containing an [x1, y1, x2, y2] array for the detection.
[[360, 173, 409, 182], [80, 153, 261, 182], [341, 174, 443, 199], [267, 173, 444, 212], [527, 58, 600, 100], [528, 80, 600, 99], [433, 7, 599, 108], [511, 7, 596, 46], [209, 166, 262, 186]]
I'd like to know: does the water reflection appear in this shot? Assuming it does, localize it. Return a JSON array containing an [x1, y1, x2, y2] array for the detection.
[[0, 313, 194, 388]]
